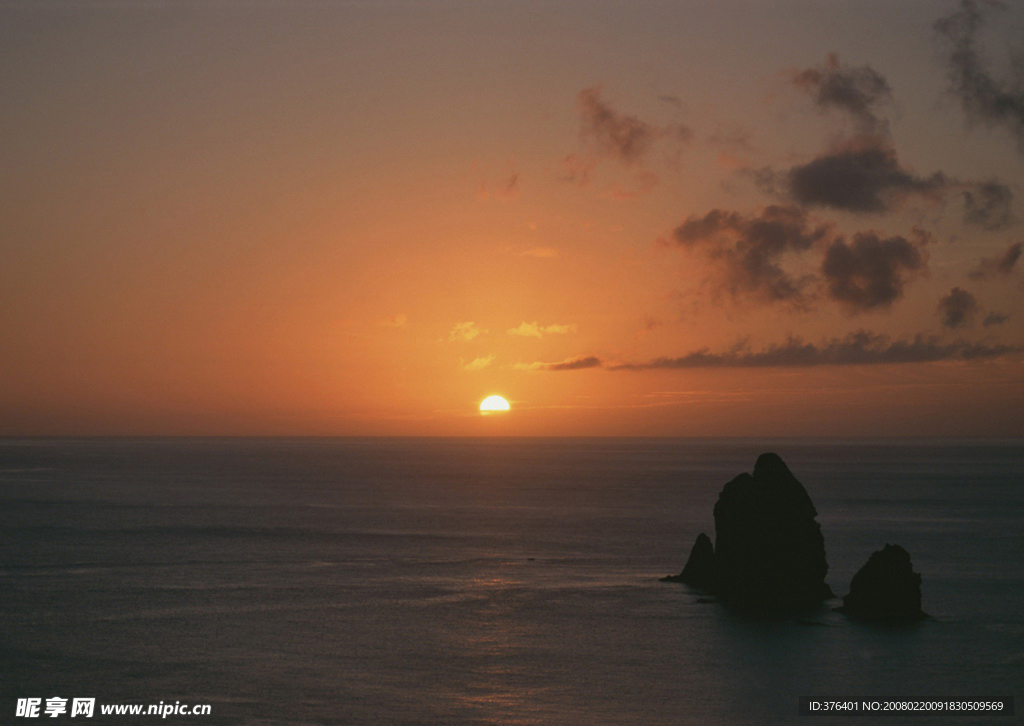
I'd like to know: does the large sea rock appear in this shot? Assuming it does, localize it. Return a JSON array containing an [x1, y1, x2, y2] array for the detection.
[[840, 544, 926, 621], [664, 453, 834, 612]]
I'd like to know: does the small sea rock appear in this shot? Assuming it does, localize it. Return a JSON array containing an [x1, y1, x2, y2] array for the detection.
[[840, 544, 926, 621]]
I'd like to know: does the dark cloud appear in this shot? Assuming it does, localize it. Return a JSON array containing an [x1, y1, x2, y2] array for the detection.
[[784, 139, 949, 213], [770, 56, 958, 215], [672, 205, 830, 303], [984, 311, 1010, 326], [541, 356, 603, 372], [991, 240, 1020, 272], [577, 87, 692, 165], [938, 287, 979, 328], [608, 330, 1016, 369], [969, 241, 1022, 279], [791, 53, 893, 134], [821, 231, 927, 312], [963, 180, 1014, 229], [935, 0, 1024, 151]]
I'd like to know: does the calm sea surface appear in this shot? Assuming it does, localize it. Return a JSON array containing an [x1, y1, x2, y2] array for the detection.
[[1, 438, 1021, 725]]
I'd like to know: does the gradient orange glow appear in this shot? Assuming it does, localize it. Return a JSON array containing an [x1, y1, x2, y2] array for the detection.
[[1, 1, 1021, 436]]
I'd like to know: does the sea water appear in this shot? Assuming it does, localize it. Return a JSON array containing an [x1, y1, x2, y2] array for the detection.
[[1, 438, 1020, 725]]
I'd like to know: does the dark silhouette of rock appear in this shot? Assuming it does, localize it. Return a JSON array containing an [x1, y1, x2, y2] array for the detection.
[[663, 453, 834, 613], [840, 544, 926, 620], [661, 532, 715, 588], [713, 453, 833, 611]]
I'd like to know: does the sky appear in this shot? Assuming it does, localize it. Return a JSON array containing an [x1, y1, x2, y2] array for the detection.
[[2, 0, 1023, 437]]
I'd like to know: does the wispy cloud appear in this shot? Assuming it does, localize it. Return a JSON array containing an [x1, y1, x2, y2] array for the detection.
[[525, 331, 1017, 372], [508, 322, 543, 338], [577, 86, 691, 165], [462, 355, 495, 371], [969, 241, 1022, 279], [566, 86, 691, 196], [609, 330, 1017, 369], [507, 321, 578, 338], [516, 355, 603, 372], [936, 0, 1024, 151], [449, 321, 485, 342], [790, 53, 893, 135]]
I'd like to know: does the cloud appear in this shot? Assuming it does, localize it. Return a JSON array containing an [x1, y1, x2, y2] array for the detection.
[[519, 356, 603, 372], [963, 180, 1015, 229], [984, 311, 1010, 326], [768, 56, 961, 215], [935, 0, 1024, 151], [509, 322, 543, 338], [969, 241, 1022, 278], [671, 203, 933, 313], [672, 204, 831, 304], [993, 241, 1021, 272], [938, 287, 979, 328], [578, 87, 657, 164], [791, 53, 893, 134], [577, 86, 691, 165], [507, 321, 578, 337], [567, 87, 692, 196], [463, 355, 495, 372], [777, 138, 950, 213], [449, 321, 484, 342], [821, 230, 928, 312], [608, 330, 1016, 369]]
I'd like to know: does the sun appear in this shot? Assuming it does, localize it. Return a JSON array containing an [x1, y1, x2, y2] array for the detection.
[[479, 395, 511, 414]]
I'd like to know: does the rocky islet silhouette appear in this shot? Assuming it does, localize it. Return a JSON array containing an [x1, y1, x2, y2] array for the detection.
[[663, 453, 925, 620]]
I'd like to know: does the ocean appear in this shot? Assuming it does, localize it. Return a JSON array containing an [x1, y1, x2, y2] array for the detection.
[[1, 438, 1020, 725]]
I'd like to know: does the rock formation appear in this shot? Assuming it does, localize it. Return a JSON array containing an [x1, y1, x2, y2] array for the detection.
[[840, 544, 926, 620], [661, 532, 714, 589], [664, 453, 834, 612], [714, 453, 833, 610]]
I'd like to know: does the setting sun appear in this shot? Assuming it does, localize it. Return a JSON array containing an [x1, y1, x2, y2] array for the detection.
[[479, 395, 511, 414]]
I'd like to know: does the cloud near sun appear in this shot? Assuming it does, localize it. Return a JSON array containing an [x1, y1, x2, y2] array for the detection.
[[449, 322, 485, 342], [462, 355, 495, 372], [507, 322, 578, 338]]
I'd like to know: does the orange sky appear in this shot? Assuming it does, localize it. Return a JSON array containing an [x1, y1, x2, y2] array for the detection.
[[2, 0, 1022, 436]]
